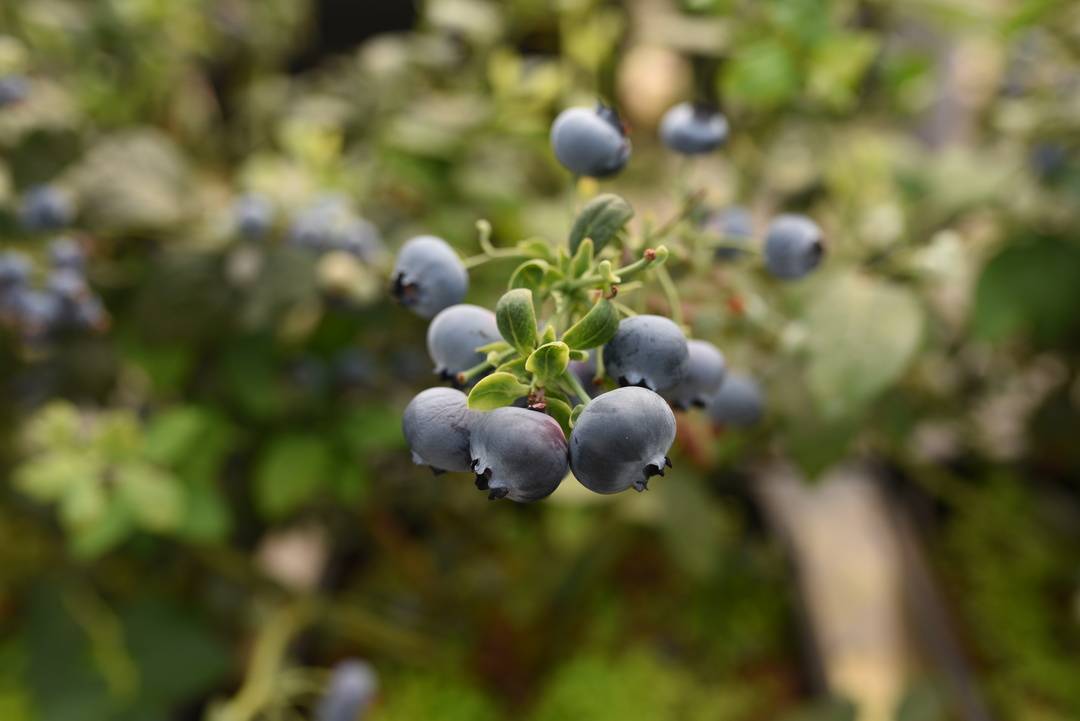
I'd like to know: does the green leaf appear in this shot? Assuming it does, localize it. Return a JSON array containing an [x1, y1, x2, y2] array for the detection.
[[972, 236, 1080, 346], [570, 237, 595, 277], [568, 194, 634, 255], [721, 40, 799, 110], [545, 398, 573, 437], [496, 357, 529, 382], [115, 462, 184, 532], [570, 404, 585, 426], [526, 342, 571, 384], [516, 237, 555, 261], [540, 324, 557, 344], [509, 259, 549, 294], [568, 349, 590, 362], [495, 288, 538, 355], [467, 372, 530, 410], [561, 298, 619, 350], [805, 272, 923, 419], [254, 435, 333, 519]]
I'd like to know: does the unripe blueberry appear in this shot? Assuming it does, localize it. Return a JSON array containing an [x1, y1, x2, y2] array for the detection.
[[233, 193, 275, 239], [315, 659, 378, 721], [659, 102, 728, 155], [570, 386, 676, 494], [763, 214, 824, 280], [392, 235, 468, 319], [661, 339, 726, 409], [0, 75, 29, 108], [603, 314, 690, 392], [550, 105, 631, 178], [704, 206, 753, 261], [48, 237, 86, 271], [470, 407, 568, 502], [402, 387, 477, 474], [19, 185, 74, 232], [705, 373, 764, 428], [426, 304, 500, 381]]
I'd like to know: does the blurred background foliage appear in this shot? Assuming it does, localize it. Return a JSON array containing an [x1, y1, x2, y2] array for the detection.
[[0, 0, 1078, 719]]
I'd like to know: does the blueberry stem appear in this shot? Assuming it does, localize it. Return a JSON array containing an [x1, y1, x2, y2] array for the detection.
[[593, 345, 606, 384], [568, 246, 668, 289], [612, 301, 638, 318], [654, 264, 684, 326], [561, 368, 593, 407], [457, 348, 517, 384]]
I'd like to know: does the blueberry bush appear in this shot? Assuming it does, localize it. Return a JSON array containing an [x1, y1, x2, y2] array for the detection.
[[1, 1, 1079, 720]]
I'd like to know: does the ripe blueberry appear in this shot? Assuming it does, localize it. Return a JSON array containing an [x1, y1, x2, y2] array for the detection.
[[470, 407, 568, 502], [392, 235, 468, 319], [570, 386, 676, 494], [233, 193, 274, 239], [48, 237, 86, 271], [763, 214, 824, 280], [550, 105, 631, 178], [705, 373, 764, 427], [315, 659, 378, 721], [0, 251, 31, 290], [704, 206, 753, 261], [661, 339, 726, 409], [402, 387, 477, 474], [659, 102, 729, 155], [426, 304, 501, 382], [19, 185, 74, 232], [603, 314, 690, 392], [337, 218, 385, 263], [0, 75, 28, 108]]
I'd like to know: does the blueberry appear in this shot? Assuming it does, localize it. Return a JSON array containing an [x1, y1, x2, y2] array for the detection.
[[704, 206, 753, 261], [19, 185, 74, 232], [550, 104, 631, 178], [705, 373, 764, 428], [763, 214, 824, 280], [470, 407, 569, 502], [603, 314, 690, 392], [48, 237, 86, 271], [8, 288, 62, 334], [46, 269, 89, 304], [392, 236, 468, 319], [661, 339, 726, 409], [287, 195, 350, 251], [426, 304, 500, 381], [0, 251, 31, 290], [403, 387, 477, 474], [315, 659, 378, 721], [233, 193, 275, 239], [337, 218, 385, 263], [0, 75, 29, 108], [570, 386, 676, 494], [659, 102, 728, 155], [334, 347, 379, 387]]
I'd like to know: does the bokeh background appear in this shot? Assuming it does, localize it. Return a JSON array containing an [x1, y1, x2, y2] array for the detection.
[[1, 1, 1079, 720]]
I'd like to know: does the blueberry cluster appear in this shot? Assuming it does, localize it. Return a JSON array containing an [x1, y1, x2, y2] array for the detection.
[[285, 195, 385, 263], [391, 99, 814, 503], [0, 239, 108, 346]]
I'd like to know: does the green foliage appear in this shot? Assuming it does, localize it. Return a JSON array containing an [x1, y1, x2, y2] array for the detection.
[[568, 194, 634, 255], [369, 673, 500, 721]]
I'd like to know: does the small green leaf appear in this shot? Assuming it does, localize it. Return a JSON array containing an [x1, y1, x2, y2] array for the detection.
[[468, 372, 530, 410], [570, 237, 594, 277], [496, 357, 529, 382], [254, 435, 333, 519], [540, 324, 557, 344], [569, 194, 634, 254], [561, 298, 619, 350], [516, 237, 555, 260], [476, 339, 512, 355], [805, 271, 923, 419], [509, 259, 549, 293], [570, 403, 586, 426], [568, 349, 590, 362], [495, 288, 538, 355], [545, 397, 573, 436], [116, 462, 184, 532], [526, 342, 571, 384]]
